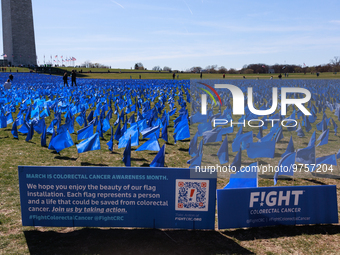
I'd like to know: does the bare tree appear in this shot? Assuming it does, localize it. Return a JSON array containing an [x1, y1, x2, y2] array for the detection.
[[190, 66, 202, 73], [206, 65, 218, 73], [152, 66, 162, 71], [228, 68, 237, 74], [218, 66, 227, 74], [163, 66, 172, 72], [330, 56, 340, 72], [81, 60, 92, 68]]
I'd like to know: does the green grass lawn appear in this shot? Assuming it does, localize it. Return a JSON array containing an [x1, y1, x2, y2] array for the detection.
[[68, 71, 340, 80], [31, 66, 340, 80]]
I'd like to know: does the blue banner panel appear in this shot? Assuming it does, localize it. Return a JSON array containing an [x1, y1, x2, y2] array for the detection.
[[217, 185, 338, 229], [18, 166, 216, 229]]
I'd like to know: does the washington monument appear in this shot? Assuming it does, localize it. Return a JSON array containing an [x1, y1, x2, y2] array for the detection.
[[1, 0, 37, 66]]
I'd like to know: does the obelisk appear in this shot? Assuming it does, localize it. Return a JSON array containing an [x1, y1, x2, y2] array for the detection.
[[2, 0, 37, 66]]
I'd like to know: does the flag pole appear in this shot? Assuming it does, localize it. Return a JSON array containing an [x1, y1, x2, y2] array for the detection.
[[336, 153, 339, 176]]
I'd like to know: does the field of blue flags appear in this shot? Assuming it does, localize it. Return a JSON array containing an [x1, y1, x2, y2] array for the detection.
[[0, 73, 191, 168], [190, 79, 340, 187], [2, 74, 340, 186]]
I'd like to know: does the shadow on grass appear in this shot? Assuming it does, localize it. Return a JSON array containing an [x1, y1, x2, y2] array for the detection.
[[55, 156, 78, 161], [274, 152, 282, 157], [81, 162, 108, 167], [224, 224, 340, 241], [24, 228, 253, 255], [178, 148, 189, 152], [131, 157, 148, 162]]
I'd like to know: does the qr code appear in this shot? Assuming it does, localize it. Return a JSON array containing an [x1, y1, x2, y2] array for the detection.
[[175, 179, 209, 211]]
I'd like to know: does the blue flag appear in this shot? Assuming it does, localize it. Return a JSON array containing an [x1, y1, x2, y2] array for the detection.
[[173, 123, 190, 143], [136, 134, 160, 151], [41, 124, 47, 147], [305, 115, 312, 132], [34, 118, 46, 135], [246, 140, 275, 159], [202, 127, 223, 144], [260, 128, 276, 142], [274, 152, 296, 185], [217, 135, 229, 164], [296, 123, 305, 137], [141, 125, 160, 139], [197, 121, 212, 136], [296, 145, 315, 164], [48, 128, 56, 151], [189, 132, 199, 157], [317, 129, 329, 147], [316, 154, 337, 167], [19, 121, 30, 134], [282, 135, 294, 157], [224, 162, 258, 189], [122, 136, 131, 166], [161, 123, 168, 143], [76, 133, 101, 153], [127, 113, 135, 124], [332, 118, 338, 135], [230, 148, 242, 172], [232, 131, 253, 152], [118, 124, 139, 148], [188, 140, 203, 167], [169, 108, 177, 116], [150, 144, 166, 167], [25, 122, 34, 142], [87, 110, 94, 122], [11, 119, 18, 139], [102, 118, 111, 133], [50, 131, 74, 153], [107, 127, 114, 151], [6, 113, 13, 125], [308, 131, 316, 147], [77, 124, 94, 140], [274, 127, 284, 142], [114, 122, 122, 141]]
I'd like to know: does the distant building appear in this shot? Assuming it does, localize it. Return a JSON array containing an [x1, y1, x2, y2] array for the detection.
[[2, 0, 37, 66], [0, 59, 8, 66], [268, 67, 275, 74]]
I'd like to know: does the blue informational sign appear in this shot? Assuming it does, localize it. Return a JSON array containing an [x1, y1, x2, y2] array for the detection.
[[18, 166, 216, 230], [217, 185, 338, 229]]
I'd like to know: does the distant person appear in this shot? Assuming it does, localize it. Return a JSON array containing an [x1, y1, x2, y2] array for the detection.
[[71, 70, 77, 86], [200, 72, 202, 79], [9, 74, 13, 81], [173, 73, 175, 79], [278, 74, 282, 79], [3, 79, 11, 89], [63, 72, 68, 87], [223, 73, 225, 78]]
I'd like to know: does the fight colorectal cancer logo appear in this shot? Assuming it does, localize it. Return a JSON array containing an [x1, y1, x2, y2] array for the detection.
[[175, 179, 209, 211]]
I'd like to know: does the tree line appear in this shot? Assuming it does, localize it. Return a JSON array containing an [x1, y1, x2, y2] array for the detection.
[[81, 56, 340, 74]]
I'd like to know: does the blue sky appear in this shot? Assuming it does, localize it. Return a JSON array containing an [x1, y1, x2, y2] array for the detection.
[[1, 0, 340, 70]]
